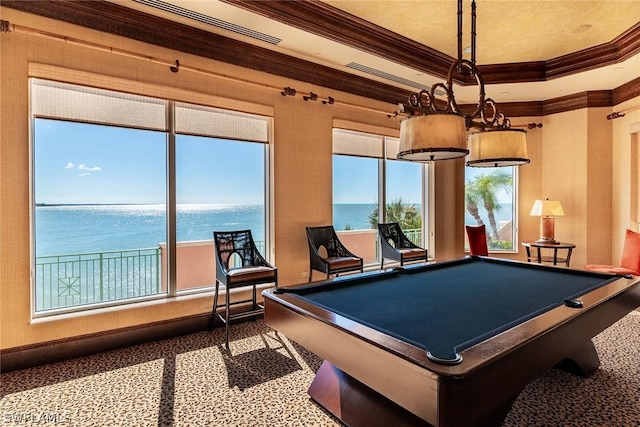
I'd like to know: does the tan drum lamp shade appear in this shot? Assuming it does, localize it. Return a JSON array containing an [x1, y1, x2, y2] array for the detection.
[[398, 113, 468, 161], [466, 129, 529, 167], [530, 199, 565, 244]]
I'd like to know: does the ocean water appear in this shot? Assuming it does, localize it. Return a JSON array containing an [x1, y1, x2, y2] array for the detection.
[[35, 203, 377, 256], [35, 204, 265, 256], [35, 203, 376, 256], [333, 203, 377, 231], [35, 202, 513, 257]]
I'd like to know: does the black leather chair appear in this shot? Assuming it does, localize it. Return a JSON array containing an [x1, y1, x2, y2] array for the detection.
[[211, 230, 277, 349], [378, 222, 428, 269], [306, 225, 363, 282]]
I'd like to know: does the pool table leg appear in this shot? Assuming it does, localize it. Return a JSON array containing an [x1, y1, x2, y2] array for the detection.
[[308, 360, 430, 427], [555, 339, 601, 377]]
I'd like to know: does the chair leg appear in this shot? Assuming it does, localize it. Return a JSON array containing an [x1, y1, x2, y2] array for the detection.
[[252, 284, 257, 311], [225, 287, 231, 350], [380, 258, 384, 270], [210, 281, 220, 330], [309, 266, 312, 282]]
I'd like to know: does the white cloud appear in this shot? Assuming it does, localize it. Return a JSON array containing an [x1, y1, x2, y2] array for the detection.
[[66, 162, 102, 174], [78, 164, 102, 172]]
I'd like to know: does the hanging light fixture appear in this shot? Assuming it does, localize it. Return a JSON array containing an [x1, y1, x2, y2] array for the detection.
[[397, 0, 530, 167]]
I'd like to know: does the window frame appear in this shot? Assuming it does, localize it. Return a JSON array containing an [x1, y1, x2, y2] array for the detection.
[[332, 127, 430, 265], [29, 73, 274, 318], [464, 165, 520, 254]]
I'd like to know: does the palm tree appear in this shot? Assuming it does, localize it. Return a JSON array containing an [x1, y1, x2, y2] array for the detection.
[[368, 198, 421, 230], [465, 180, 485, 227], [465, 170, 512, 241]]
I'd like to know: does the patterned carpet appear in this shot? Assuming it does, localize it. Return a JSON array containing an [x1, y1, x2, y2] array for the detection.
[[1, 312, 639, 427]]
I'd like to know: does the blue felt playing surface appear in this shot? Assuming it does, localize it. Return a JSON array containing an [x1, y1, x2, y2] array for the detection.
[[283, 259, 617, 363]]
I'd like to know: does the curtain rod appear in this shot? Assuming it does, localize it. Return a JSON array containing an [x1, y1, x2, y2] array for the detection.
[[608, 104, 640, 120], [2, 19, 545, 131], [1, 20, 396, 119]]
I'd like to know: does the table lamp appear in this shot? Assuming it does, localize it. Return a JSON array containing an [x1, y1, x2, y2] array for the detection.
[[530, 199, 564, 244]]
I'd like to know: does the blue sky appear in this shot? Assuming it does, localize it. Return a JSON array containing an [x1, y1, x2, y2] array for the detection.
[[35, 119, 264, 205], [332, 154, 512, 205], [333, 155, 423, 204], [35, 118, 509, 206]]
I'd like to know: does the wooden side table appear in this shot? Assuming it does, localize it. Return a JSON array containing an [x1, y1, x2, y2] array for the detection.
[[521, 241, 575, 267]]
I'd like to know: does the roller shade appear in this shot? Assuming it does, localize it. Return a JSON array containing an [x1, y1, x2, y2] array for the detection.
[[175, 102, 269, 143], [31, 79, 167, 131], [333, 128, 383, 158]]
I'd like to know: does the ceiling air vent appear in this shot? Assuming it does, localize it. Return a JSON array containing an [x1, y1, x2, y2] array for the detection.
[[133, 0, 282, 45], [346, 62, 443, 95]]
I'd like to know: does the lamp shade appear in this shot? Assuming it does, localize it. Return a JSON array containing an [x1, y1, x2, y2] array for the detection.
[[397, 113, 468, 161], [466, 128, 529, 167], [530, 199, 564, 217]]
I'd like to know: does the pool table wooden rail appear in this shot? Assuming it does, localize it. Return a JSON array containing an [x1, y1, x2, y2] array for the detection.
[[263, 263, 640, 427]]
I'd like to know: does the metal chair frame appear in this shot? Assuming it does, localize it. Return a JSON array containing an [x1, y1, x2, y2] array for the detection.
[[211, 230, 277, 349], [377, 222, 428, 269], [306, 225, 363, 281]]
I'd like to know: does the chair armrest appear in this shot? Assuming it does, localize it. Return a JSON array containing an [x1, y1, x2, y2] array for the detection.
[[585, 264, 639, 276]]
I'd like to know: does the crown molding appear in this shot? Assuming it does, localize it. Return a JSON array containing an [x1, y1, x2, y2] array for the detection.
[[547, 22, 640, 79], [461, 84, 640, 118], [542, 91, 613, 116], [613, 76, 640, 105], [3, 0, 640, 117], [223, 0, 640, 84]]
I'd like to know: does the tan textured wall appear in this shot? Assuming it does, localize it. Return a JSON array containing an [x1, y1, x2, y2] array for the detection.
[[536, 109, 594, 268], [533, 104, 640, 268], [585, 108, 614, 265], [541, 110, 589, 260], [432, 158, 466, 260], [502, 116, 544, 262]]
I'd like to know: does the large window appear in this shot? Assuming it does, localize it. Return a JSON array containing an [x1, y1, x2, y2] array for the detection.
[[332, 129, 427, 265], [31, 79, 270, 314], [464, 166, 518, 252], [174, 102, 269, 292], [333, 154, 378, 231]]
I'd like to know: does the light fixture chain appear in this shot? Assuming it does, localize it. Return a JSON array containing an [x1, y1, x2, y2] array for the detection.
[[471, 0, 477, 69]]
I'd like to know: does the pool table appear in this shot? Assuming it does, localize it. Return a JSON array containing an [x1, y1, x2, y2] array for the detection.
[[263, 256, 640, 427]]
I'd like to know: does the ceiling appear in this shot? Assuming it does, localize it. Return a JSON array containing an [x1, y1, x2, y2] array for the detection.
[[88, 1, 640, 103], [325, 0, 640, 64]]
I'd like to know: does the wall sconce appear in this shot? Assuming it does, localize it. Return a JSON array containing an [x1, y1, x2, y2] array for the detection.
[[530, 199, 564, 244]]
